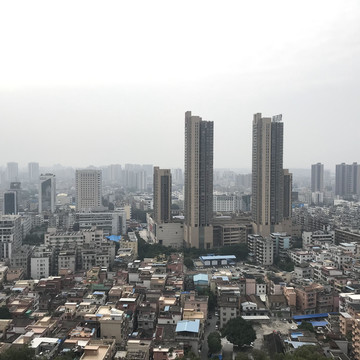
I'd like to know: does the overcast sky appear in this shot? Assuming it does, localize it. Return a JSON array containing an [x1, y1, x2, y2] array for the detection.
[[0, 0, 359, 171]]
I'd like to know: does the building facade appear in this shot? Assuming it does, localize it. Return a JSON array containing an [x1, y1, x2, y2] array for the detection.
[[184, 111, 214, 249]]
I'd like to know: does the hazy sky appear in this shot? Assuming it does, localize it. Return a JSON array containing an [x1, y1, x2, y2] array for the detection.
[[0, 0, 359, 171]]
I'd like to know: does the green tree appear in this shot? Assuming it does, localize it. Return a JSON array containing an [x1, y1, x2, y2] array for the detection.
[[235, 352, 249, 360], [251, 349, 269, 360], [208, 332, 222, 354], [274, 345, 327, 360], [221, 317, 256, 347], [184, 257, 194, 269], [0, 307, 12, 319], [298, 322, 315, 333], [0, 346, 35, 360]]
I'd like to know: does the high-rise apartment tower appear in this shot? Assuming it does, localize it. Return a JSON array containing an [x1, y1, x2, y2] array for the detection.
[[311, 163, 324, 192], [184, 111, 214, 249], [76, 169, 102, 211], [153, 167, 172, 223], [252, 113, 292, 237], [335, 162, 360, 197]]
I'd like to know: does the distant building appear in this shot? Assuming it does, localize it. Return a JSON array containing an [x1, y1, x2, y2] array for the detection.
[[76, 169, 102, 211], [28, 162, 40, 182], [39, 173, 56, 213], [184, 111, 214, 249], [311, 163, 324, 192], [6, 162, 18, 182]]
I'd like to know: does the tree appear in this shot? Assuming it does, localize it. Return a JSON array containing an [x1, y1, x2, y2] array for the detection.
[[251, 349, 269, 360], [274, 345, 327, 360], [208, 332, 222, 354], [298, 322, 315, 333], [0, 307, 12, 319], [221, 317, 256, 347], [0, 346, 35, 360], [184, 257, 194, 269], [235, 353, 249, 360]]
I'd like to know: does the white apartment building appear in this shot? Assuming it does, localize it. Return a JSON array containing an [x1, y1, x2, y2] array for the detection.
[[0, 215, 22, 259], [248, 234, 274, 266], [302, 230, 335, 248], [289, 250, 313, 265], [75, 169, 102, 211], [30, 247, 52, 279]]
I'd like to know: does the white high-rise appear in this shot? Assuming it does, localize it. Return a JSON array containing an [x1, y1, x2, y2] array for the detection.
[[76, 169, 102, 211], [39, 173, 56, 213]]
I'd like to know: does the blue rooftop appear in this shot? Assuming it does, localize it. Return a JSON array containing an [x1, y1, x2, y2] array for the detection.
[[194, 274, 209, 283], [297, 321, 328, 327], [175, 319, 200, 333], [293, 313, 328, 321], [106, 235, 121, 242], [290, 332, 303, 339], [284, 340, 316, 349], [200, 255, 236, 261]]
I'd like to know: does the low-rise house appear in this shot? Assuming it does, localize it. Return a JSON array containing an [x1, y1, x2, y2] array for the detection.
[[175, 320, 202, 354]]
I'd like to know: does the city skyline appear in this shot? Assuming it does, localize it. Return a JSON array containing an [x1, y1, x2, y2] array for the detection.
[[0, 1, 359, 169]]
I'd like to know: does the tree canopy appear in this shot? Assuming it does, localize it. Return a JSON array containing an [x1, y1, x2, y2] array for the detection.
[[274, 345, 327, 360], [221, 317, 256, 347], [208, 331, 222, 354], [0, 346, 35, 360], [298, 322, 315, 333]]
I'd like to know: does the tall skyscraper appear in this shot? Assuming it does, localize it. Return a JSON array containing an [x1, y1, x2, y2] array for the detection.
[[311, 163, 324, 192], [335, 162, 360, 197], [184, 111, 214, 249], [252, 113, 292, 237], [39, 174, 56, 213], [153, 167, 172, 223], [28, 162, 40, 182], [6, 162, 18, 182], [76, 169, 102, 211]]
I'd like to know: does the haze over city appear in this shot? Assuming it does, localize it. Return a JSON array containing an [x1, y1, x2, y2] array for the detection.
[[1, 0, 359, 170]]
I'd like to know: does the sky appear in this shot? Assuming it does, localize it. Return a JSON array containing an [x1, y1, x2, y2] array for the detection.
[[0, 0, 359, 171]]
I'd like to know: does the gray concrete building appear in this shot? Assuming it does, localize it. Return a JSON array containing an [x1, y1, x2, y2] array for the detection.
[[251, 113, 292, 237], [184, 111, 213, 249], [311, 163, 324, 192]]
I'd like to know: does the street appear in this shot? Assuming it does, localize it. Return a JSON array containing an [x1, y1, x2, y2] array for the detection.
[[201, 312, 218, 360]]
